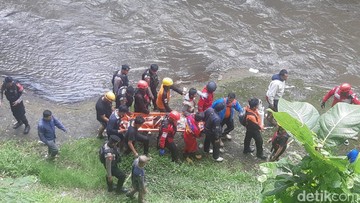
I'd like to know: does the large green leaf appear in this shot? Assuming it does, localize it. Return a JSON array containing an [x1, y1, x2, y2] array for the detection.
[[278, 98, 320, 131], [272, 109, 358, 174], [271, 111, 317, 156], [317, 102, 360, 147]]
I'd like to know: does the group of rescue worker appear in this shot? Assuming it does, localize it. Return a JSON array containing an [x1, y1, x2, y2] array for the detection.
[[2, 66, 360, 202]]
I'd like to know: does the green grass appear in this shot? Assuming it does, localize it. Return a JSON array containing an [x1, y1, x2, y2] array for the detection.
[[0, 138, 260, 203], [0, 75, 329, 203]]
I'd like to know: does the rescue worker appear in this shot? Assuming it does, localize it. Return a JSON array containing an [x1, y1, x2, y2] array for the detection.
[[266, 69, 288, 112], [268, 126, 290, 161], [212, 93, 243, 141], [126, 155, 150, 203], [0, 76, 30, 134], [106, 105, 129, 141], [115, 85, 135, 109], [134, 80, 151, 114], [142, 64, 159, 110], [198, 81, 217, 112], [99, 135, 128, 194], [321, 83, 360, 108], [243, 98, 266, 160], [183, 112, 204, 163], [158, 110, 181, 162], [113, 64, 130, 96], [182, 88, 198, 117], [38, 110, 67, 160], [142, 74, 154, 107], [321, 82, 360, 146], [125, 116, 149, 157], [203, 102, 225, 162], [95, 91, 115, 138], [156, 77, 183, 112]]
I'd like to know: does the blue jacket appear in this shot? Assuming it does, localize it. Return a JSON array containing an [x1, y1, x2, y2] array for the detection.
[[212, 97, 243, 121], [38, 116, 67, 143], [271, 73, 284, 81]]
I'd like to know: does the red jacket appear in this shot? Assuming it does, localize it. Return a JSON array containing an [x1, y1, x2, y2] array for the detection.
[[197, 87, 214, 112], [184, 114, 202, 138], [322, 86, 360, 107], [159, 118, 177, 149], [183, 114, 202, 153]]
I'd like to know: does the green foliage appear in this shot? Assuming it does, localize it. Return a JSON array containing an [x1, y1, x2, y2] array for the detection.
[[260, 99, 360, 202], [0, 138, 260, 203], [317, 103, 360, 147], [278, 98, 320, 131]]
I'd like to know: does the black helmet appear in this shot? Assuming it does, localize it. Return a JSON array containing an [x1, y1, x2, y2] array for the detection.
[[214, 102, 225, 112], [206, 81, 217, 93], [189, 88, 197, 96], [150, 64, 158, 72]]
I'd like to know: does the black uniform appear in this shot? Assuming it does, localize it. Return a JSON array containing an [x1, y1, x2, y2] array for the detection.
[[203, 108, 222, 159], [113, 72, 129, 96], [106, 110, 124, 140], [95, 96, 113, 127], [99, 140, 126, 193], [124, 120, 149, 155], [134, 89, 150, 114], [1, 79, 30, 129], [115, 86, 134, 109], [142, 69, 159, 109]]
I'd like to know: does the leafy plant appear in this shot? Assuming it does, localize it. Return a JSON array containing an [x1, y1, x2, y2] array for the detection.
[[260, 98, 360, 202]]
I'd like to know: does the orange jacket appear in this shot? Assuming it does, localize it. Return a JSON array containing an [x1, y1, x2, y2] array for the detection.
[[245, 107, 263, 131], [156, 85, 171, 111]]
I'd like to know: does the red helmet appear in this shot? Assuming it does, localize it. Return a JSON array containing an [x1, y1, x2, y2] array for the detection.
[[169, 110, 181, 121], [340, 83, 351, 93], [137, 80, 149, 89]]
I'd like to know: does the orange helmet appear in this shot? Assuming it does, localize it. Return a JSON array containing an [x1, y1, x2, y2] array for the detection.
[[169, 110, 181, 121], [137, 80, 149, 89], [340, 83, 351, 93]]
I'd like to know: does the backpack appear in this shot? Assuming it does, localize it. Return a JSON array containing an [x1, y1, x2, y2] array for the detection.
[[111, 70, 120, 85], [239, 111, 256, 127]]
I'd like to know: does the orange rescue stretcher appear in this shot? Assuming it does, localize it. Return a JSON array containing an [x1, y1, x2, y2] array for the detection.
[[120, 112, 204, 132]]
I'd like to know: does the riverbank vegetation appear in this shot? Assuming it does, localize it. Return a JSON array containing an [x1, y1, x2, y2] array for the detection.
[[0, 138, 259, 203]]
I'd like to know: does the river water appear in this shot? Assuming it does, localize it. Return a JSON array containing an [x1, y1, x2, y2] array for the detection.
[[1, 0, 359, 103]]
